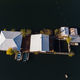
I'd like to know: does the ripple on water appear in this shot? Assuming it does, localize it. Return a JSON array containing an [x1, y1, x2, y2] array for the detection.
[[58, 7, 60, 9], [61, 13, 63, 15], [63, 19, 65, 21]]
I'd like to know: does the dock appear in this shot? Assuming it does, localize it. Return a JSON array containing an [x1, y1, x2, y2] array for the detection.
[[30, 52, 69, 55], [14, 54, 18, 60], [68, 43, 71, 53], [21, 35, 30, 52], [21, 53, 23, 60], [20, 35, 70, 57], [56, 52, 69, 55]]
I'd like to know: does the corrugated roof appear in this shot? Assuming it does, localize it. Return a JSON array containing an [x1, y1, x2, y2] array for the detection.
[[42, 34, 49, 51]]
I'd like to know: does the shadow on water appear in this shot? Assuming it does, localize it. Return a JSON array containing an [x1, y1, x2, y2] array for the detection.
[[60, 40, 68, 52], [54, 39, 59, 52], [54, 39, 68, 52], [29, 53, 36, 61]]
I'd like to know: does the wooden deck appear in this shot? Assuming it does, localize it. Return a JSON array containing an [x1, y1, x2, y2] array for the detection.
[[20, 35, 70, 56], [14, 54, 18, 60], [21, 35, 54, 53], [57, 33, 68, 39], [20, 35, 31, 53], [56, 52, 69, 55]]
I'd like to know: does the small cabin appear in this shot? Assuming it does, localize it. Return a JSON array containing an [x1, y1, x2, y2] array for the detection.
[[60, 27, 69, 37], [30, 34, 49, 53]]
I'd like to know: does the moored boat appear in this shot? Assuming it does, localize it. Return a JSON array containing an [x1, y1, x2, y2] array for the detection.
[[23, 52, 27, 62], [65, 74, 68, 78], [17, 52, 21, 61]]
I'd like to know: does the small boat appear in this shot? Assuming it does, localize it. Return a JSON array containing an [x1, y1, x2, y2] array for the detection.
[[70, 42, 79, 46], [65, 74, 68, 78], [17, 52, 21, 61], [23, 52, 27, 62], [75, 43, 78, 46], [27, 52, 29, 61]]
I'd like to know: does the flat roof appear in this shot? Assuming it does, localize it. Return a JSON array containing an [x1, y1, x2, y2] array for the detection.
[[70, 28, 78, 35], [69, 35, 80, 43], [21, 35, 30, 52], [30, 34, 49, 52], [60, 27, 69, 36]]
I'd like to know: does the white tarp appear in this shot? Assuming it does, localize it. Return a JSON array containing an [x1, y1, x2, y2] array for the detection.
[[69, 35, 80, 43], [69, 28, 80, 43], [30, 34, 49, 52], [70, 37, 80, 43], [0, 31, 22, 51], [60, 27, 69, 36]]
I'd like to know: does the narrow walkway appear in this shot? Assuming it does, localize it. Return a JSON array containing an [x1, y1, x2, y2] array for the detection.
[[68, 43, 71, 53], [27, 53, 29, 61], [36, 52, 69, 55], [56, 52, 69, 55], [14, 54, 18, 60], [21, 53, 23, 60]]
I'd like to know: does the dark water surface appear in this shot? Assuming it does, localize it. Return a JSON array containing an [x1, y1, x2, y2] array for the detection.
[[0, 0, 80, 80]]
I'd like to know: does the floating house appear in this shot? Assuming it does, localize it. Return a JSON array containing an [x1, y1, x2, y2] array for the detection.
[[30, 34, 49, 53], [17, 52, 21, 61], [0, 31, 22, 51], [69, 28, 80, 43], [60, 27, 69, 37]]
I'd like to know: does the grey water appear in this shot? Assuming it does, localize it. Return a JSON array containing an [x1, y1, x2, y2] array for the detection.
[[0, 0, 80, 80]]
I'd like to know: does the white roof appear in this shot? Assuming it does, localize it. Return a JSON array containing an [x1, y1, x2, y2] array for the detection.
[[71, 37, 80, 43], [70, 28, 78, 35], [69, 35, 80, 43], [60, 27, 69, 36], [30, 34, 49, 52], [69, 28, 80, 43], [0, 31, 22, 51]]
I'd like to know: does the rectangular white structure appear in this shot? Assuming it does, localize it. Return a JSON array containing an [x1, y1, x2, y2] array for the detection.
[[69, 28, 80, 43], [60, 27, 69, 36], [30, 34, 49, 52]]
